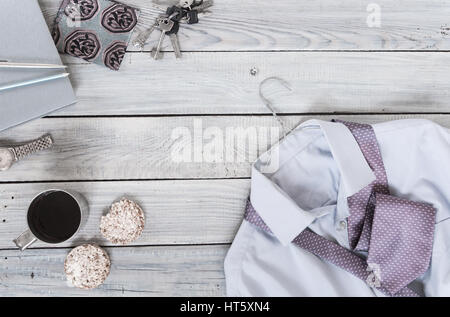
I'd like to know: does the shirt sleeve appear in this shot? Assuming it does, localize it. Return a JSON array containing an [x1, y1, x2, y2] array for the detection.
[[423, 218, 450, 296]]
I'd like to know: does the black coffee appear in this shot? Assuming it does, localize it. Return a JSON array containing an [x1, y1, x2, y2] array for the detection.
[[27, 191, 81, 243]]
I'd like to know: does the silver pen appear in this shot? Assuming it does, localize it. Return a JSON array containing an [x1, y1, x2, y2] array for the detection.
[[0, 73, 70, 93], [0, 60, 67, 69]]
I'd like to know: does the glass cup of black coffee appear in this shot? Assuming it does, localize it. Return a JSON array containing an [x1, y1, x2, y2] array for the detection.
[[13, 190, 87, 251]]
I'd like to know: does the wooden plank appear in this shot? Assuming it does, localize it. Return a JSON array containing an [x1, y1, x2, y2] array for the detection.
[[39, 0, 450, 52], [0, 179, 247, 249], [0, 245, 227, 296], [51, 52, 450, 116], [1, 114, 450, 182]]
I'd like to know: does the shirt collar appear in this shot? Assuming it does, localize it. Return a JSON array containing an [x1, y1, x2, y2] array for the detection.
[[250, 119, 375, 245]]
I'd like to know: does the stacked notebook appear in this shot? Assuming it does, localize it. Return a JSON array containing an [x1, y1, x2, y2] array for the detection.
[[0, 0, 76, 132]]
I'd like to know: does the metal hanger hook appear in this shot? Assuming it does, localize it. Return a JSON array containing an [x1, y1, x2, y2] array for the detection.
[[259, 76, 292, 107], [258, 76, 293, 138]]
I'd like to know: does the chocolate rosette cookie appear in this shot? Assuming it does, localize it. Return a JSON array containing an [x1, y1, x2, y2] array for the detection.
[[64, 0, 99, 21], [101, 3, 138, 33], [64, 30, 101, 61], [103, 41, 127, 71]]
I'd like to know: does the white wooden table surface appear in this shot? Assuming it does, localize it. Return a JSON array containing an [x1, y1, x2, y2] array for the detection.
[[1, 0, 450, 296]]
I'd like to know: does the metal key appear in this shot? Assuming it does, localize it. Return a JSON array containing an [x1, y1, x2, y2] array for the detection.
[[192, 0, 214, 12], [179, 0, 194, 9], [151, 17, 175, 60], [132, 19, 159, 50], [165, 16, 182, 59], [186, 9, 199, 24], [178, 0, 213, 23], [166, 5, 186, 21], [169, 33, 182, 58]]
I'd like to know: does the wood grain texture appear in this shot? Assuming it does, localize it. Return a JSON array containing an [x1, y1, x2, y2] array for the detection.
[[0, 179, 247, 249], [0, 245, 227, 296], [1, 114, 449, 182], [39, 0, 450, 52], [49, 52, 450, 116]]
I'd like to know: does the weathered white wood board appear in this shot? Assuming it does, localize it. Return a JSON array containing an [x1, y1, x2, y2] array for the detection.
[[0, 114, 449, 182], [0, 245, 227, 296], [45, 52, 450, 116], [51, 52, 450, 116], [39, 0, 450, 52], [0, 179, 247, 249]]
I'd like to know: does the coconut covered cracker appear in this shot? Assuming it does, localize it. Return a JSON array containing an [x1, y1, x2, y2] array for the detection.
[[100, 198, 145, 245], [64, 244, 110, 289]]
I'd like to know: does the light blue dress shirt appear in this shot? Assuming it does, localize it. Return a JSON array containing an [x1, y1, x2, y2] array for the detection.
[[225, 119, 450, 296]]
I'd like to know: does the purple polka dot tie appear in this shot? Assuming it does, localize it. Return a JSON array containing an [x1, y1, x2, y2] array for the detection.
[[245, 121, 436, 297], [341, 121, 390, 252]]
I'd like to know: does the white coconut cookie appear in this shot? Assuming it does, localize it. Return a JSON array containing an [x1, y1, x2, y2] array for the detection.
[[64, 244, 110, 290], [100, 198, 145, 245]]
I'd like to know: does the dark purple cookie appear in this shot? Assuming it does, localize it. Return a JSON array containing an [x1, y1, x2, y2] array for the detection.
[[101, 3, 138, 33], [103, 41, 127, 71], [64, 30, 101, 61], [64, 0, 99, 21]]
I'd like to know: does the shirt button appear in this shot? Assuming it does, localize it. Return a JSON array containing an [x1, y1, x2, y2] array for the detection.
[[338, 220, 347, 231]]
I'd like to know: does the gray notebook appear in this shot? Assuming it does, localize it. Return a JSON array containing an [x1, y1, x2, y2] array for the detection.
[[0, 0, 76, 132]]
